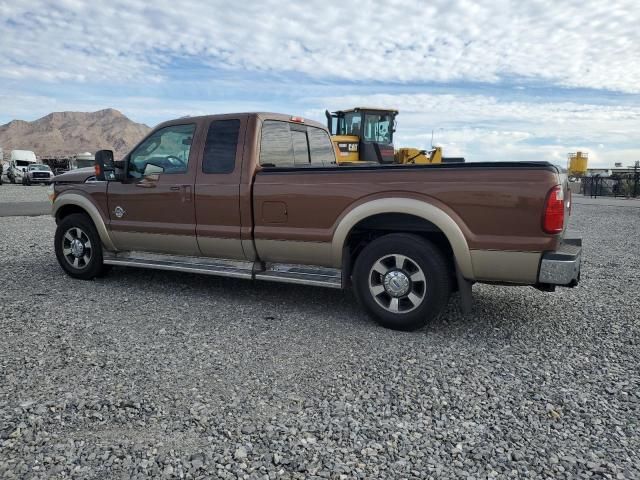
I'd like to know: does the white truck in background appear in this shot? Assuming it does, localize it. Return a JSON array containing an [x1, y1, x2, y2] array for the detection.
[[7, 150, 37, 184], [0, 148, 5, 184]]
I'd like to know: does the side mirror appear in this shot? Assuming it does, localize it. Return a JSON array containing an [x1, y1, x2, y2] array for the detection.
[[143, 163, 165, 176], [95, 150, 115, 181]]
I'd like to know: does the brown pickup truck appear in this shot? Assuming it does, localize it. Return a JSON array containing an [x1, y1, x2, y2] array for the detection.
[[50, 112, 581, 330]]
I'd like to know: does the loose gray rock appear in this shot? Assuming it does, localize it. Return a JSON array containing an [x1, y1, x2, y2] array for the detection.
[[0, 197, 638, 479]]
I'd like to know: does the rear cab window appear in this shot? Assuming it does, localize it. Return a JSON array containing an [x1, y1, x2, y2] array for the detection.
[[259, 120, 336, 168]]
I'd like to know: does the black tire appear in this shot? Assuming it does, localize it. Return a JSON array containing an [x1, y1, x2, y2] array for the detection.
[[55, 213, 109, 279], [10, 175, 15, 184], [352, 233, 451, 331]]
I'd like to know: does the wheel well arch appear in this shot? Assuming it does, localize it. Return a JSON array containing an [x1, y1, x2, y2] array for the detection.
[[342, 213, 454, 283], [55, 204, 89, 223], [52, 193, 116, 251], [331, 197, 473, 280]]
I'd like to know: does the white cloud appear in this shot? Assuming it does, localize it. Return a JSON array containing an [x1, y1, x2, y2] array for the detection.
[[1, 0, 639, 92], [1, 1, 638, 167]]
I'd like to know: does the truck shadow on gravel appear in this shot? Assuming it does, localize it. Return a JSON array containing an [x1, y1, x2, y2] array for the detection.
[[90, 266, 555, 342]]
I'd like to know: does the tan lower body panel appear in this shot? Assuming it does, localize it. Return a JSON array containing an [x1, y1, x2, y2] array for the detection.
[[470, 250, 542, 284], [254, 239, 334, 268], [197, 236, 246, 260], [110, 231, 200, 256]]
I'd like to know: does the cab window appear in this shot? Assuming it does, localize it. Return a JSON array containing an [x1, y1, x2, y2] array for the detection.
[[129, 124, 195, 178], [260, 120, 336, 167], [291, 129, 310, 165], [259, 121, 295, 167], [342, 111, 362, 136], [307, 126, 336, 165], [202, 120, 240, 174], [363, 113, 392, 144]]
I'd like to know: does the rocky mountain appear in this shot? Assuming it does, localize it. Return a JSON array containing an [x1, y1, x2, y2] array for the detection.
[[0, 109, 151, 159]]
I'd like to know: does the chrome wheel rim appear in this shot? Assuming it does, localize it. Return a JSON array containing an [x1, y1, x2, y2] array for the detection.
[[368, 254, 426, 313], [62, 227, 92, 269]]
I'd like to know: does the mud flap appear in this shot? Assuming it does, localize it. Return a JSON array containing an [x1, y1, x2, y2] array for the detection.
[[455, 262, 474, 315]]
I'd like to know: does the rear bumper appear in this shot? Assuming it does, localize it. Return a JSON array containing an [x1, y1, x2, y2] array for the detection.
[[538, 238, 582, 287]]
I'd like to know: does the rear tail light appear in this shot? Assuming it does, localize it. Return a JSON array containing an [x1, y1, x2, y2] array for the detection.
[[542, 185, 565, 234]]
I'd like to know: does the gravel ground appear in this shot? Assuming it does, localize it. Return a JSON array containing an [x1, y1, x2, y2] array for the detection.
[[0, 204, 638, 479], [0, 183, 49, 203]]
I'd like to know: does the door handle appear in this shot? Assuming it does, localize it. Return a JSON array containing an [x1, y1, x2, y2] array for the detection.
[[182, 185, 192, 202], [169, 186, 180, 191], [136, 182, 156, 188]]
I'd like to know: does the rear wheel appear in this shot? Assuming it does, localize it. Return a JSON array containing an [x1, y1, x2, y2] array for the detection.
[[55, 213, 109, 279], [353, 233, 451, 330]]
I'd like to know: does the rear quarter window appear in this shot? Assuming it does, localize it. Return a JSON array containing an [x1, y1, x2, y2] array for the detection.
[[260, 121, 295, 167], [307, 126, 336, 166], [260, 120, 336, 168]]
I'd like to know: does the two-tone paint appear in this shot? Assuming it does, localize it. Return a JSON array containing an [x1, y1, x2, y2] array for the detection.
[[52, 112, 569, 287]]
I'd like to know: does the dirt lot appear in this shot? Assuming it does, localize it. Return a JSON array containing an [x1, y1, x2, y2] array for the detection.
[[0, 199, 638, 479]]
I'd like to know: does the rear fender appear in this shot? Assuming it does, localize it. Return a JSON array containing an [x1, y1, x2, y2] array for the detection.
[[331, 197, 474, 279]]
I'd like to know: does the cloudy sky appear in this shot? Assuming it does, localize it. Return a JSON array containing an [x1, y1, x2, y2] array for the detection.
[[1, 0, 639, 167]]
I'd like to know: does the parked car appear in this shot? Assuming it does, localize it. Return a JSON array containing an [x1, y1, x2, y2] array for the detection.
[[49, 112, 581, 330], [23, 163, 54, 185]]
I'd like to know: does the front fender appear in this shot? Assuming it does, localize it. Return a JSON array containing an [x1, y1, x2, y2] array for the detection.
[[52, 193, 116, 251]]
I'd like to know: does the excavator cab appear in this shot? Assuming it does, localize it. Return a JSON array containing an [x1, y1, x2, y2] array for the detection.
[[326, 107, 398, 164]]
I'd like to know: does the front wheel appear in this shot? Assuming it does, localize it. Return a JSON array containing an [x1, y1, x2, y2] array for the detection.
[[353, 233, 452, 330], [55, 213, 109, 279]]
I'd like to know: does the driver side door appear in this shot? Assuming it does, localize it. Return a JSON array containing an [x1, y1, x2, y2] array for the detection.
[[107, 122, 202, 255]]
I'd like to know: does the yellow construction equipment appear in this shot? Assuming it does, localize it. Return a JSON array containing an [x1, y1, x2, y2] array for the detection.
[[395, 146, 443, 164], [567, 151, 588, 176], [325, 107, 450, 165]]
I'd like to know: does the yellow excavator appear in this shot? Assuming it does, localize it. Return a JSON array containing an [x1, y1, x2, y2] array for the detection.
[[325, 107, 453, 165]]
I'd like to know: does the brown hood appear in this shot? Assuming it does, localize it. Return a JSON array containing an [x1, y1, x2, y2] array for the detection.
[[53, 167, 95, 183]]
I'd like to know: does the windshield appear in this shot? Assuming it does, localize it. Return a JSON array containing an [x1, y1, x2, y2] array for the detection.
[[16, 160, 32, 167], [363, 113, 393, 144], [29, 164, 51, 171]]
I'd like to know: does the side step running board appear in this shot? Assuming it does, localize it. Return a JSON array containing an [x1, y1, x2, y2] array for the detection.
[[104, 252, 254, 279], [103, 252, 342, 288], [255, 263, 342, 289]]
